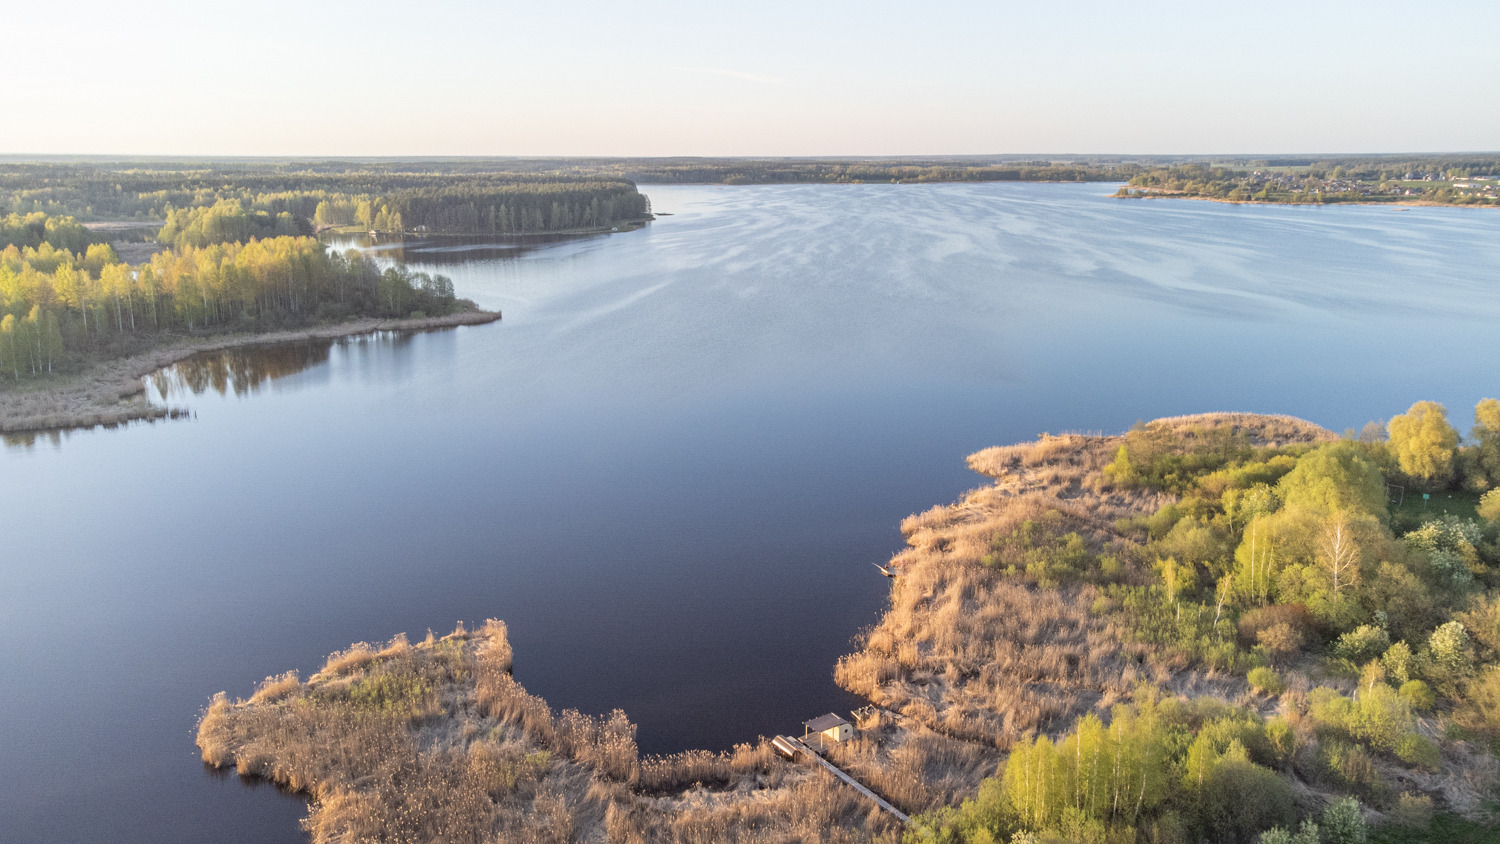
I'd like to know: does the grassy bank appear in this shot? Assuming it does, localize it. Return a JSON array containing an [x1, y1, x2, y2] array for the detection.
[[0, 307, 500, 436]]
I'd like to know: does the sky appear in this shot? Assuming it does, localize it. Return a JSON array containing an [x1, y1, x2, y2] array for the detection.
[[5, 0, 1497, 157]]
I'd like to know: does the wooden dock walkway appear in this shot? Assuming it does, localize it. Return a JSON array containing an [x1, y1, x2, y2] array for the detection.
[[773, 736, 909, 824]]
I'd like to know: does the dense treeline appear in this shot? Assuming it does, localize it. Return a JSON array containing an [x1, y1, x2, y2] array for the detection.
[[845, 411, 1500, 844], [604, 159, 1143, 185], [1119, 157, 1500, 206], [0, 163, 653, 235], [0, 229, 458, 380], [383, 181, 649, 233], [157, 200, 305, 248], [0, 212, 98, 252]]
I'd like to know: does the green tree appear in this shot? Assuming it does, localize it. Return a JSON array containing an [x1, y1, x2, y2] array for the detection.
[[1473, 398, 1500, 489], [1479, 489, 1500, 523], [1276, 442, 1387, 517], [1387, 401, 1459, 487], [0, 312, 19, 379]]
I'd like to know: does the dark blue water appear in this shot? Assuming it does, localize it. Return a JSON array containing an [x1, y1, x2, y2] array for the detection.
[[3, 183, 1499, 843]]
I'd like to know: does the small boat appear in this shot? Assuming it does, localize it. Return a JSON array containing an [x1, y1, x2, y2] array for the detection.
[[872, 563, 896, 578]]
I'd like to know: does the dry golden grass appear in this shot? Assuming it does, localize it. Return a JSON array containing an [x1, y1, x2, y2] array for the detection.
[[839, 418, 1297, 752], [200, 619, 902, 844], [824, 723, 999, 814], [1147, 412, 1335, 447]]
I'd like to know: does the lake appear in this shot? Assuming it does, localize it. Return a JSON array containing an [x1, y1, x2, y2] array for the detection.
[[3, 183, 1499, 842]]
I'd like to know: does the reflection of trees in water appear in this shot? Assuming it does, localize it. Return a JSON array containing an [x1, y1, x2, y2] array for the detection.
[[327, 233, 590, 265], [153, 332, 421, 399], [158, 341, 334, 398], [3, 430, 61, 449]]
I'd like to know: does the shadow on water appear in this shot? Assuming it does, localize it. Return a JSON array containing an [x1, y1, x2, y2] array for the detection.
[[152, 341, 334, 399], [148, 332, 423, 401]]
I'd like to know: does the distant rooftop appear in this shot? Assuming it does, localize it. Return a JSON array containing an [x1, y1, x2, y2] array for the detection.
[[804, 713, 850, 732]]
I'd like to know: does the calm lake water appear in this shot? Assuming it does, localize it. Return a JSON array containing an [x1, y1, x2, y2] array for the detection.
[[4, 183, 1500, 842]]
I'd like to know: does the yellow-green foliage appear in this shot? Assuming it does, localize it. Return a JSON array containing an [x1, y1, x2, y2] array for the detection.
[[1274, 442, 1387, 517], [1306, 681, 1417, 754], [1399, 679, 1435, 711], [157, 199, 301, 248], [1388, 401, 1460, 487], [1479, 489, 1500, 523], [1248, 666, 1285, 695]]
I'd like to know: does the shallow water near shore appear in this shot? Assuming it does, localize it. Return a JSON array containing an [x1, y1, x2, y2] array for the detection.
[[4, 183, 1500, 843]]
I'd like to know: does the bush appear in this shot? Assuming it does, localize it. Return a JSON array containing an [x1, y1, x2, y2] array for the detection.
[[1349, 683, 1414, 753], [1395, 733, 1441, 771], [1461, 666, 1500, 735], [1381, 641, 1414, 685], [1239, 605, 1315, 649], [1399, 680, 1435, 711], [1258, 623, 1304, 661], [1320, 796, 1368, 844], [1316, 739, 1387, 803], [1248, 667, 1285, 696], [1427, 621, 1473, 678], [1264, 717, 1298, 767], [1335, 625, 1391, 665], [1195, 759, 1296, 844]]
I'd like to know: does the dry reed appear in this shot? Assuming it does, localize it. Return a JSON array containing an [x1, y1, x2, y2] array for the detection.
[[198, 619, 905, 844]]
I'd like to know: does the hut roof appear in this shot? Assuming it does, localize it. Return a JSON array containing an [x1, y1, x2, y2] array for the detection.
[[804, 713, 850, 732]]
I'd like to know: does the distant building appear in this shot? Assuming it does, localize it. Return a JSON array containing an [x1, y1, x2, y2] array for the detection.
[[804, 713, 854, 744]]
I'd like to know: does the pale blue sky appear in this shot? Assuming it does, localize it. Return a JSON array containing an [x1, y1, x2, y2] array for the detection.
[[6, 0, 1497, 156]]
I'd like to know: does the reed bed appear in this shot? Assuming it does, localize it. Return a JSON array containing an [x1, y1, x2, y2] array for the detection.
[[199, 619, 904, 843]]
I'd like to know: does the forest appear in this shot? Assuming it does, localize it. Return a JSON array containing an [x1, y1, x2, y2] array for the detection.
[[0, 162, 652, 234], [0, 223, 459, 380]]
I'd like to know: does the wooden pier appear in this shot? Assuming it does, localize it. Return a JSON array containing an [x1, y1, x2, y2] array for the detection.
[[771, 735, 909, 824]]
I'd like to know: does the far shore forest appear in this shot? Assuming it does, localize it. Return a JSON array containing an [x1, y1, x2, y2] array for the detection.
[[4, 153, 1496, 383]]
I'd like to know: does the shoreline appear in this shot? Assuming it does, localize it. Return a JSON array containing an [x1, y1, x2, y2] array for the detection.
[[318, 218, 653, 238], [1112, 190, 1499, 208], [0, 309, 501, 436]]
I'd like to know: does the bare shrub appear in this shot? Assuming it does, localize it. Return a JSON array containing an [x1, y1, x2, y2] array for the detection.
[[1238, 604, 1315, 648]]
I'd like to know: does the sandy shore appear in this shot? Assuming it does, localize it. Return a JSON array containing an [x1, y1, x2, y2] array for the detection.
[[0, 309, 501, 435]]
